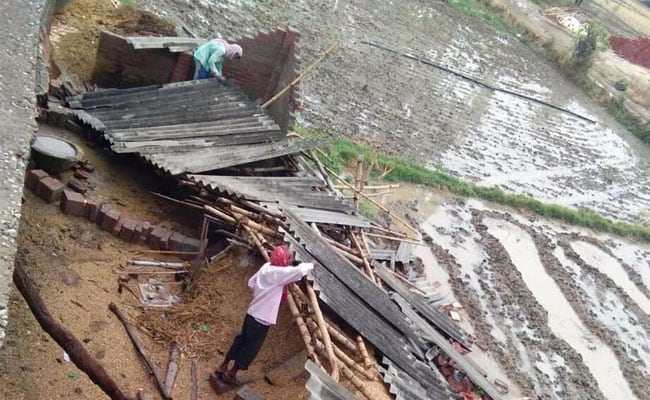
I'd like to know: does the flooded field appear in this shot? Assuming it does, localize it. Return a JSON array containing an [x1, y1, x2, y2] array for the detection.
[[421, 200, 650, 399]]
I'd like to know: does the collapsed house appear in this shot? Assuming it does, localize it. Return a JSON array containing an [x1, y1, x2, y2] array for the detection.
[[31, 27, 506, 400]]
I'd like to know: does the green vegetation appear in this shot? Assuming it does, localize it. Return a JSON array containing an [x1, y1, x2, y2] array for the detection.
[[572, 21, 610, 67], [444, 0, 516, 35], [296, 126, 650, 241], [119, 0, 138, 6]]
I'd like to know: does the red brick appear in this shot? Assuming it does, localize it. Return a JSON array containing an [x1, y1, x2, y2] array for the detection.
[[100, 208, 121, 232], [119, 218, 138, 242], [148, 226, 172, 250], [111, 218, 125, 236], [25, 169, 49, 190], [135, 221, 152, 244], [86, 200, 101, 223], [74, 169, 90, 180], [168, 232, 186, 252], [60, 190, 86, 217], [81, 163, 94, 173], [67, 179, 87, 194], [36, 177, 64, 203]]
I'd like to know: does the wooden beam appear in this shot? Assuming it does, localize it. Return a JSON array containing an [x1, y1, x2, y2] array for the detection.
[[164, 342, 180, 395], [13, 265, 134, 400], [109, 303, 170, 400]]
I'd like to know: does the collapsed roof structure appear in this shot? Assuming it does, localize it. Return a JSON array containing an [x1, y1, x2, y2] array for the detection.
[[45, 28, 504, 400]]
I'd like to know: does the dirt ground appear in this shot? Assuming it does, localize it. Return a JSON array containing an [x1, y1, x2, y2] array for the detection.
[[51, 0, 176, 82], [0, 126, 382, 400]]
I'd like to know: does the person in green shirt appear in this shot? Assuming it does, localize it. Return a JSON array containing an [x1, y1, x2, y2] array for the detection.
[[193, 39, 243, 80]]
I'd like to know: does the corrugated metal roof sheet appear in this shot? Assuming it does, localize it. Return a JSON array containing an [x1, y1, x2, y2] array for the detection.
[[285, 207, 370, 228], [374, 264, 469, 348], [282, 211, 456, 400], [67, 79, 319, 175], [305, 360, 357, 400], [188, 175, 355, 214]]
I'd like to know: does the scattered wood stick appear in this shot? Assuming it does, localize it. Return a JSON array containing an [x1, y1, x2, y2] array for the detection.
[[363, 232, 422, 245], [123, 270, 188, 275], [343, 190, 393, 199], [135, 249, 199, 256], [338, 361, 375, 400], [150, 191, 203, 211], [109, 302, 170, 400], [309, 150, 335, 191], [324, 166, 420, 238], [126, 260, 187, 270], [262, 41, 340, 109], [190, 361, 198, 400], [306, 318, 358, 354], [356, 336, 372, 369], [368, 224, 408, 238], [13, 265, 134, 400], [306, 283, 339, 381], [350, 233, 377, 283], [164, 342, 180, 396], [333, 184, 400, 190], [313, 337, 376, 381], [353, 155, 364, 213]]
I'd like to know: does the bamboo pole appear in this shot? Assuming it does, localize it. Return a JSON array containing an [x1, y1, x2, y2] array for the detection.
[[305, 283, 339, 381], [312, 225, 363, 265], [262, 41, 340, 109], [309, 150, 335, 191], [205, 205, 279, 238], [306, 318, 358, 354], [349, 232, 377, 283], [324, 167, 420, 238], [356, 336, 372, 369], [333, 184, 400, 190], [369, 224, 408, 238], [322, 236, 361, 255], [343, 190, 393, 199], [353, 155, 364, 213], [150, 192, 203, 211], [313, 337, 376, 381]]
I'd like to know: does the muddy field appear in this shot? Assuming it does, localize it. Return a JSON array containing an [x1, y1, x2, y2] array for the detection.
[[420, 199, 650, 399], [139, 0, 650, 224]]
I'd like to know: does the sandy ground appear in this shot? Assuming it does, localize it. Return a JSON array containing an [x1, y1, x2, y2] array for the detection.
[[0, 125, 389, 400]]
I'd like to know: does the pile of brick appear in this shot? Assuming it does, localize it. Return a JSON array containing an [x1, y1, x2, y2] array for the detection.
[[25, 168, 200, 258]]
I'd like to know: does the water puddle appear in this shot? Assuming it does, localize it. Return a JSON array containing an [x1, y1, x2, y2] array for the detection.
[[485, 218, 638, 400], [571, 241, 650, 315]]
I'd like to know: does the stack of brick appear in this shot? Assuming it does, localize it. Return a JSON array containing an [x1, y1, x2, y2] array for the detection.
[[25, 169, 64, 203], [23, 168, 200, 258]]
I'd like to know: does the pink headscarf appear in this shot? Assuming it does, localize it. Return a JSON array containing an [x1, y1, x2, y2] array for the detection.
[[210, 38, 243, 60]]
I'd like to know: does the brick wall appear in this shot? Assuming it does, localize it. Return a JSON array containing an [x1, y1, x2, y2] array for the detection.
[[223, 28, 301, 133], [91, 31, 178, 88]]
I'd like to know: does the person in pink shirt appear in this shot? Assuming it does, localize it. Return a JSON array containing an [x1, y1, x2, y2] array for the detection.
[[214, 245, 313, 385]]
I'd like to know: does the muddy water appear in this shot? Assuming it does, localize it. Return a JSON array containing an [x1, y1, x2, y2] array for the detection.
[[484, 218, 638, 400], [571, 241, 650, 315]]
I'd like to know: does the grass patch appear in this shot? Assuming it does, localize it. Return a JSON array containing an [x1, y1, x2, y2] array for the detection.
[[297, 126, 650, 241], [444, 0, 516, 35], [119, 0, 138, 6]]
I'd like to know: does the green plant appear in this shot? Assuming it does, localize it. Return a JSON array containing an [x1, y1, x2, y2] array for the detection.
[[614, 78, 630, 92], [573, 21, 609, 66]]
